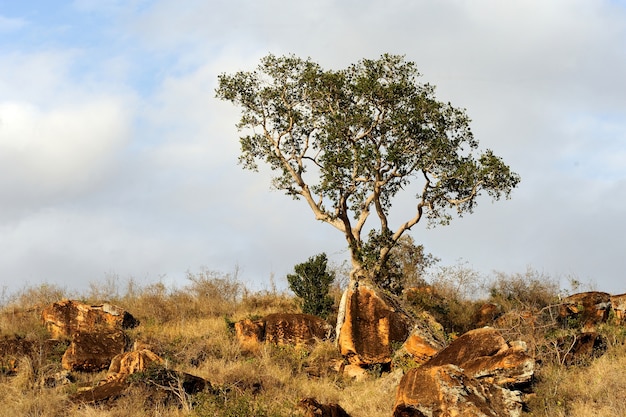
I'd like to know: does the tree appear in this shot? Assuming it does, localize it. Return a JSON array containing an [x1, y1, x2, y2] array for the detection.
[[365, 234, 438, 295], [286, 253, 335, 319], [216, 54, 520, 284]]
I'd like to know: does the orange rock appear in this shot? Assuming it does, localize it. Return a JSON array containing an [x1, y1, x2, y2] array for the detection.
[[343, 363, 369, 381], [234, 318, 265, 352], [41, 300, 138, 339], [559, 292, 611, 329], [264, 313, 333, 346], [106, 349, 165, 382], [425, 327, 534, 388], [234, 313, 333, 352], [393, 364, 523, 417], [402, 333, 439, 363], [62, 329, 127, 372], [427, 327, 508, 368], [610, 293, 626, 325], [337, 283, 413, 366]]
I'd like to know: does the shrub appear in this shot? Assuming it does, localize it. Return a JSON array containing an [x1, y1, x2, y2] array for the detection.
[[287, 253, 335, 319]]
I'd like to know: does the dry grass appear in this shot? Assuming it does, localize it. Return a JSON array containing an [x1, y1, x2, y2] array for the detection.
[[0, 272, 624, 417], [528, 342, 626, 417]]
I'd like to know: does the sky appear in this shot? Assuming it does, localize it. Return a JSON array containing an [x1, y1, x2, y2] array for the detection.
[[0, 0, 625, 297]]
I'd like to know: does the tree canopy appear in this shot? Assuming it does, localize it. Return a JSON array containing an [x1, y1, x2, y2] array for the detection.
[[216, 54, 520, 283]]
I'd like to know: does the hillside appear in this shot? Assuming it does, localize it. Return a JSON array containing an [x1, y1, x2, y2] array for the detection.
[[0, 270, 624, 417]]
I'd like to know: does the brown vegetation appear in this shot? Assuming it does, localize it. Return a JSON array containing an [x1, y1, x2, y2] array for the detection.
[[0, 267, 624, 416]]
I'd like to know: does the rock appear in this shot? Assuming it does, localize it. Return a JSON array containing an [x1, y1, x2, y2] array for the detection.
[[343, 363, 369, 381], [610, 293, 626, 324], [393, 364, 523, 417], [396, 311, 446, 366], [41, 300, 139, 339], [0, 335, 67, 374], [235, 313, 333, 351], [70, 380, 129, 404], [41, 370, 73, 388], [234, 318, 265, 352], [474, 303, 503, 327], [264, 313, 333, 346], [426, 327, 534, 388], [336, 283, 413, 366], [298, 397, 351, 417], [557, 332, 607, 365], [427, 327, 508, 367], [106, 349, 165, 382], [62, 329, 127, 372], [559, 292, 611, 329]]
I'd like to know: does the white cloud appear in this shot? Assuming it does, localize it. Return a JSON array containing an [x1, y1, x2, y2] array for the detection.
[[0, 98, 132, 214]]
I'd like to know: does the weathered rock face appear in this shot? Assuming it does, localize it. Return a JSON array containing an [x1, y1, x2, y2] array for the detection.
[[610, 293, 626, 324], [41, 300, 139, 339], [264, 313, 333, 346], [559, 292, 611, 328], [0, 336, 66, 374], [235, 313, 333, 351], [393, 327, 534, 417], [62, 329, 127, 372], [394, 311, 446, 368], [106, 349, 165, 382], [337, 283, 413, 366], [235, 318, 265, 352], [393, 364, 523, 417], [298, 397, 351, 417], [427, 327, 534, 388], [427, 327, 508, 368]]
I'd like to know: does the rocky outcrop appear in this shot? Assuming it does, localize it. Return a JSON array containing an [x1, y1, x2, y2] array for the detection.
[[298, 397, 351, 417], [393, 311, 446, 368], [71, 348, 209, 405], [393, 327, 533, 417], [235, 313, 333, 351], [265, 313, 333, 345], [41, 300, 139, 339], [62, 329, 127, 372], [427, 327, 534, 387], [610, 293, 626, 324], [336, 283, 413, 367], [393, 364, 524, 417], [559, 292, 611, 329], [0, 335, 67, 374], [106, 349, 165, 382]]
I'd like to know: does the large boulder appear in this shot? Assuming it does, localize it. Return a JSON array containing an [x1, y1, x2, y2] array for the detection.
[[393, 364, 524, 417], [42, 300, 139, 339], [336, 283, 413, 366], [235, 313, 333, 351], [427, 327, 534, 388], [106, 349, 165, 382], [393, 327, 534, 417], [264, 313, 333, 345], [393, 311, 447, 368], [234, 318, 265, 352], [610, 293, 626, 324], [62, 329, 127, 372], [559, 292, 611, 328]]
